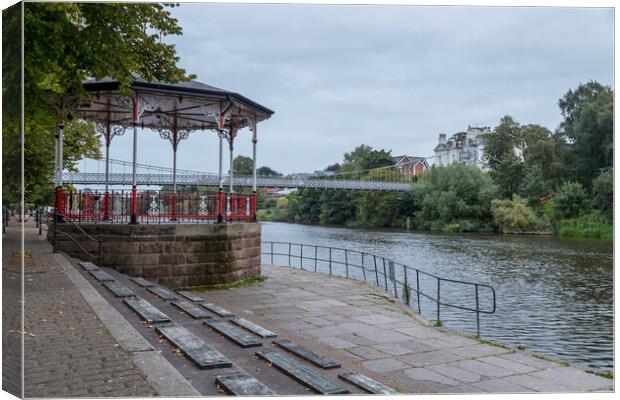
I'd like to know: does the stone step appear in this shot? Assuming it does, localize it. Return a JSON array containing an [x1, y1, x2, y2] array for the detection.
[[204, 320, 262, 348], [78, 261, 99, 271], [130, 277, 155, 288], [124, 297, 172, 324], [155, 324, 232, 370], [147, 285, 179, 301], [274, 339, 340, 369], [199, 302, 235, 317], [90, 269, 115, 282], [338, 372, 398, 394], [215, 374, 276, 396], [171, 300, 213, 319], [230, 317, 277, 339], [102, 280, 136, 298], [177, 290, 206, 302], [255, 350, 349, 395]]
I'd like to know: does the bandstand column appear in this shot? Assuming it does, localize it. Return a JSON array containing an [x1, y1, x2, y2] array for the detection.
[[130, 94, 139, 224], [171, 127, 178, 222], [54, 121, 65, 219], [251, 121, 257, 222], [103, 122, 111, 220], [228, 128, 235, 220], [217, 133, 224, 223]]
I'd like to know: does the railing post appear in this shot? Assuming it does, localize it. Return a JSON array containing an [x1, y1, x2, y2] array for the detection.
[[38, 211, 42, 236], [329, 247, 332, 275], [373, 255, 379, 286], [52, 211, 58, 253], [344, 250, 349, 278], [314, 246, 318, 272], [361, 253, 367, 282], [403, 266, 410, 306], [436, 279, 441, 323], [288, 242, 291, 267], [416, 270, 421, 314], [475, 284, 480, 337], [382, 258, 388, 291], [270, 242, 274, 265], [300, 244, 304, 270]]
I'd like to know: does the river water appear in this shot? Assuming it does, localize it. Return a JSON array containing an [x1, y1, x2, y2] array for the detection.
[[260, 222, 613, 372]]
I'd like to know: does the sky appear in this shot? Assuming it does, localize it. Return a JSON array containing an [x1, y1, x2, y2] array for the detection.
[[96, 4, 614, 175]]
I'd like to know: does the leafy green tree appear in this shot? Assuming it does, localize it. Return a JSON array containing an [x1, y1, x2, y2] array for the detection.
[[491, 153, 524, 198], [556, 81, 613, 188], [522, 165, 550, 206], [257, 166, 282, 177], [411, 164, 498, 231], [318, 190, 358, 225], [356, 191, 413, 227], [554, 181, 590, 219], [3, 3, 194, 206], [592, 168, 613, 220], [484, 116, 523, 172], [232, 155, 253, 175], [341, 144, 393, 172], [286, 188, 322, 224]]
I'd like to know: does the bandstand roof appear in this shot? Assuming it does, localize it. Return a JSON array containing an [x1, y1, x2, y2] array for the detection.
[[75, 77, 274, 132]]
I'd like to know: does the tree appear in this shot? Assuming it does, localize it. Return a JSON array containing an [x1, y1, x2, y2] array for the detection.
[[325, 163, 341, 172], [484, 116, 523, 172], [556, 81, 613, 188], [592, 168, 613, 220], [3, 3, 194, 206], [257, 166, 282, 177], [411, 164, 498, 231], [341, 145, 393, 172], [554, 181, 590, 219], [492, 153, 524, 198], [232, 155, 253, 175], [522, 165, 549, 206]]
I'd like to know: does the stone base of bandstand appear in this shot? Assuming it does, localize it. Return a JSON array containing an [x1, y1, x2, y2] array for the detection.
[[48, 223, 261, 289]]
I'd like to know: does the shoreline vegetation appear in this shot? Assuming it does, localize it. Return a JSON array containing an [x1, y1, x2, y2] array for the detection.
[[257, 82, 612, 242]]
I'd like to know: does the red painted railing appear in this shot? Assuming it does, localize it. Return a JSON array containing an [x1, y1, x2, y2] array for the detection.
[[56, 189, 256, 224]]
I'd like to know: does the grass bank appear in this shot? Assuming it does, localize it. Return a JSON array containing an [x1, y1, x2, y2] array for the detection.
[[555, 212, 613, 240]]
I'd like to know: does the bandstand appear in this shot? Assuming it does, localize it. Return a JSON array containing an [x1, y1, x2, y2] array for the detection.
[[51, 78, 274, 288]]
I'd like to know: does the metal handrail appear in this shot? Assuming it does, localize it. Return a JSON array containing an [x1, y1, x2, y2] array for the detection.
[[261, 241, 496, 337], [51, 211, 102, 260]]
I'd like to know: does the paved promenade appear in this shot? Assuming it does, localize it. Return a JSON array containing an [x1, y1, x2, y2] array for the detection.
[[204, 265, 614, 393]]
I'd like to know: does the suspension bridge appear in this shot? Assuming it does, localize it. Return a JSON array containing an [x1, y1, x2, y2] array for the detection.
[[63, 158, 425, 191]]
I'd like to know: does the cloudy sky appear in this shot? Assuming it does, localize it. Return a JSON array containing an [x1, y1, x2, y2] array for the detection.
[[99, 4, 613, 175]]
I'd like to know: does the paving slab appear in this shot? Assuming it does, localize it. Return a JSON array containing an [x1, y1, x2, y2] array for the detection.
[[204, 320, 262, 348], [130, 277, 155, 288], [78, 261, 99, 271], [124, 297, 172, 324], [177, 290, 206, 302], [338, 372, 398, 394], [275, 339, 340, 369], [255, 349, 349, 395], [471, 377, 532, 393], [102, 280, 136, 297], [147, 285, 179, 301], [90, 269, 115, 282], [230, 317, 277, 338], [215, 374, 276, 396], [171, 300, 213, 319], [200, 302, 235, 317], [155, 324, 232, 370]]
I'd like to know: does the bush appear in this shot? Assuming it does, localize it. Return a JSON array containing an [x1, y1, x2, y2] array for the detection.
[[592, 168, 613, 220], [556, 211, 613, 240], [554, 181, 590, 219], [491, 196, 551, 233]]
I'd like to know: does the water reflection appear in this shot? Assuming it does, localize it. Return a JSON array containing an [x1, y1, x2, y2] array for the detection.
[[261, 222, 613, 372]]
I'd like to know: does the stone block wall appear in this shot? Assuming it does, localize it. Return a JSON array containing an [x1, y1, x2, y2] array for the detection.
[[49, 223, 261, 289]]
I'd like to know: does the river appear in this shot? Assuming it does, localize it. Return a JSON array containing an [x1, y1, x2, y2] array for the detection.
[[260, 222, 613, 372]]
